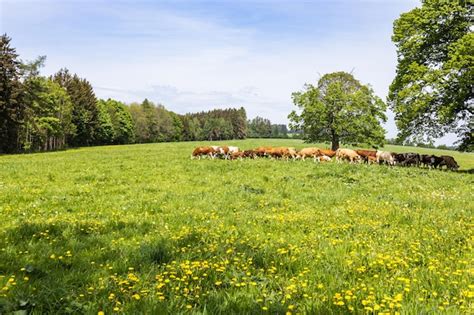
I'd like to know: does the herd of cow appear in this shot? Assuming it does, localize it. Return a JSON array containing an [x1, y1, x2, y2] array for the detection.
[[191, 145, 460, 170]]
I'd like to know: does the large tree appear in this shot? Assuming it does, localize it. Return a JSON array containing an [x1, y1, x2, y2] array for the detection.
[[52, 69, 99, 146], [289, 72, 387, 150], [0, 34, 24, 153], [22, 76, 74, 151], [389, 0, 473, 151]]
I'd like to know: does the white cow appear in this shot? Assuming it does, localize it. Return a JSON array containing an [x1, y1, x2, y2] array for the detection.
[[376, 150, 395, 165]]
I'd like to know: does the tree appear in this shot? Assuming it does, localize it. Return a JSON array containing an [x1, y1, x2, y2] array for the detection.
[[22, 77, 74, 151], [0, 34, 24, 153], [248, 116, 272, 138], [389, 0, 473, 151], [106, 99, 135, 144], [202, 117, 233, 140], [52, 69, 99, 146], [95, 99, 115, 145], [289, 72, 387, 150], [129, 102, 148, 143]]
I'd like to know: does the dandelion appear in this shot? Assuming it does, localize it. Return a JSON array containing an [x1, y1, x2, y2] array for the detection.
[[132, 293, 140, 300]]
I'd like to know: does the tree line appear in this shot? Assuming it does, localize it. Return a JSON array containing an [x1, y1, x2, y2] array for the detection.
[[0, 34, 289, 154]]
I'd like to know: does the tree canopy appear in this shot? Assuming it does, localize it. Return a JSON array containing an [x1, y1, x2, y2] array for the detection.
[[389, 0, 473, 151], [0, 34, 24, 153], [289, 72, 387, 150]]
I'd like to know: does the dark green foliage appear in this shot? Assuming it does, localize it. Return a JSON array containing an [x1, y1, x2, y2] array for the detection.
[[181, 107, 248, 141], [389, 0, 473, 151], [289, 71, 387, 150], [0, 34, 24, 153], [248, 116, 272, 138], [52, 69, 99, 147], [21, 76, 74, 151], [248, 116, 288, 138], [95, 99, 115, 145], [97, 99, 135, 145]]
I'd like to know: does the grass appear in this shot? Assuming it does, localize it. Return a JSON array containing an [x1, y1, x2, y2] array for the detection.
[[0, 139, 473, 314]]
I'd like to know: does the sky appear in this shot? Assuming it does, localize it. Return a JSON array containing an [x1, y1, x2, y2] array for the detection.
[[0, 0, 459, 144]]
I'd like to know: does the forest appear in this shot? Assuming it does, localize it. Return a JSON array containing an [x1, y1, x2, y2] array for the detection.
[[0, 35, 285, 154]]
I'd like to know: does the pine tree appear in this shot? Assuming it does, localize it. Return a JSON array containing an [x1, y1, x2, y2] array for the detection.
[[0, 34, 24, 153], [52, 69, 99, 146]]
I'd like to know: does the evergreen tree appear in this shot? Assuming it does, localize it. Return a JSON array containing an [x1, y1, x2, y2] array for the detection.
[[52, 69, 99, 146], [0, 34, 24, 153], [22, 77, 74, 151]]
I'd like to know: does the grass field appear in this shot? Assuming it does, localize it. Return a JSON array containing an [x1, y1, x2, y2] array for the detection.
[[0, 139, 473, 314]]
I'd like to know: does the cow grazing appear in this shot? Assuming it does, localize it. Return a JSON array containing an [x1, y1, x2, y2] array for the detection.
[[402, 153, 421, 167], [335, 148, 361, 163], [192, 146, 216, 159], [376, 150, 395, 165], [438, 155, 459, 170], [421, 154, 434, 168], [297, 147, 320, 161], [229, 151, 245, 160], [317, 155, 332, 162], [367, 156, 377, 164], [242, 150, 256, 159], [319, 149, 336, 158], [253, 146, 272, 157], [356, 150, 377, 164]]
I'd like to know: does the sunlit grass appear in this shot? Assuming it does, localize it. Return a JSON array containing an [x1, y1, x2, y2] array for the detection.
[[0, 139, 473, 314]]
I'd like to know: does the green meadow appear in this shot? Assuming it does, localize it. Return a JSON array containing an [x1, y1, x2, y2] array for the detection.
[[0, 139, 473, 314]]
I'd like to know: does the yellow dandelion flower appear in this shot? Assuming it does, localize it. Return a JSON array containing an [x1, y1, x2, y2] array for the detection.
[[132, 293, 140, 300]]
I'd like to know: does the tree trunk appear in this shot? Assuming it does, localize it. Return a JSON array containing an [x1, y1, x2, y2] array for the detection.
[[331, 131, 339, 151]]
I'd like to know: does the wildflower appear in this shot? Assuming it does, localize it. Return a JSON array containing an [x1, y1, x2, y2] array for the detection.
[[132, 293, 140, 300]]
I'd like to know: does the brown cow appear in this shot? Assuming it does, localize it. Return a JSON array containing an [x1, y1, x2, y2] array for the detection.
[[229, 151, 245, 160], [192, 146, 216, 159], [356, 150, 377, 164], [319, 149, 336, 158], [254, 146, 272, 157]]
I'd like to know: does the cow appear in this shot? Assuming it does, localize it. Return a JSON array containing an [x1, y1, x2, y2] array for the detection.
[[317, 155, 332, 162], [392, 153, 406, 165], [421, 154, 434, 168], [402, 153, 421, 167], [242, 150, 256, 159], [376, 150, 395, 165], [438, 155, 459, 170], [192, 146, 216, 159], [229, 151, 245, 160], [367, 156, 377, 164], [335, 148, 361, 163], [297, 147, 320, 161], [319, 149, 336, 158], [254, 146, 272, 158], [356, 150, 377, 164], [228, 146, 240, 154], [393, 153, 420, 166]]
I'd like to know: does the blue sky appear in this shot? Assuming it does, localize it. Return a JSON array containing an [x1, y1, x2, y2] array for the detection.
[[1, 0, 457, 144]]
